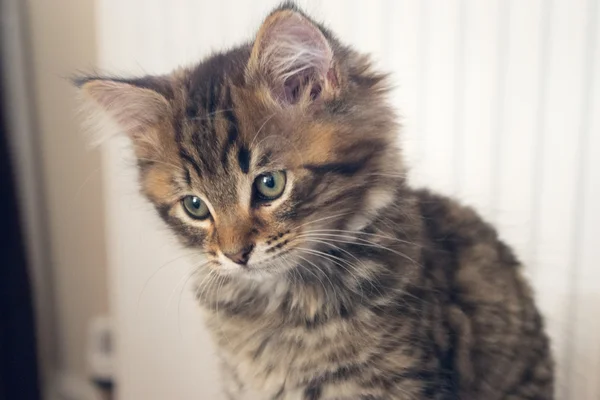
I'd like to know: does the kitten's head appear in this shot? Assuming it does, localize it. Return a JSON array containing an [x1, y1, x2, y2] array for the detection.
[[76, 4, 402, 278]]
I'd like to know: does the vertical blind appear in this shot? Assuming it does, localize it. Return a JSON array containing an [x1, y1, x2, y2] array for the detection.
[[97, 0, 600, 398]]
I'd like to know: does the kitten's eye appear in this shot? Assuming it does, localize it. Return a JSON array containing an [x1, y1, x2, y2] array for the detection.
[[182, 196, 210, 219], [254, 171, 287, 201]]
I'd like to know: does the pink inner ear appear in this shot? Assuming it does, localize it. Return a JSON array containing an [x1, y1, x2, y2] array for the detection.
[[283, 71, 323, 104], [252, 10, 333, 105]]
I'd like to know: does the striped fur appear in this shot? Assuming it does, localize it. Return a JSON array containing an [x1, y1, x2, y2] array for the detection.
[[76, 3, 553, 399]]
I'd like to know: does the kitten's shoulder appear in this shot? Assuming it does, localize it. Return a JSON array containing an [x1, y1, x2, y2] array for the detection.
[[411, 188, 519, 267]]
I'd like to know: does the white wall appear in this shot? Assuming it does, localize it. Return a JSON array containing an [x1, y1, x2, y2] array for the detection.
[[96, 0, 600, 399]]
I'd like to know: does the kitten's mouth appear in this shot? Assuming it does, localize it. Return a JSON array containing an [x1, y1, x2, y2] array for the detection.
[[226, 248, 296, 276], [214, 233, 299, 277]]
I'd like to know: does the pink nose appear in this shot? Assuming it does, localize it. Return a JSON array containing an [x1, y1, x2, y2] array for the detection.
[[223, 244, 254, 265]]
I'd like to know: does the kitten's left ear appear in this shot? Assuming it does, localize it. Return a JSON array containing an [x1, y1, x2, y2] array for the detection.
[[73, 76, 172, 147], [247, 8, 337, 105]]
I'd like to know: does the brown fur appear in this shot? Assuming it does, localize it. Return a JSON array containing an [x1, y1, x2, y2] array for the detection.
[[75, 3, 553, 399]]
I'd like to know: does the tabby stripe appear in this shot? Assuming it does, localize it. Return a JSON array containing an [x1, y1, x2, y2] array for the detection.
[[306, 363, 363, 387], [183, 168, 192, 186], [293, 172, 327, 208], [206, 79, 218, 127], [303, 384, 322, 400], [238, 146, 251, 174], [179, 149, 202, 178], [173, 114, 184, 143], [253, 336, 271, 360], [221, 127, 237, 165], [156, 204, 171, 221], [301, 139, 388, 176], [302, 161, 365, 176], [221, 86, 239, 165], [298, 185, 366, 217]]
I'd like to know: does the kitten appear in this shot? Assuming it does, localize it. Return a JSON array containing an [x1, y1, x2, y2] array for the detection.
[[75, 3, 554, 399]]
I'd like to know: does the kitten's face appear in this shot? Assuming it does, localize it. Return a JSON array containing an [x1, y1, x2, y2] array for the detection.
[[78, 6, 400, 278]]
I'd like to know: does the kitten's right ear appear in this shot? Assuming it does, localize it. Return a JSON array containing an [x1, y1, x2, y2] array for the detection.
[[73, 76, 171, 144], [247, 7, 338, 105]]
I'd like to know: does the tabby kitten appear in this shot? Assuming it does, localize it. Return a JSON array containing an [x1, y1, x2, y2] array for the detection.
[[76, 3, 554, 399]]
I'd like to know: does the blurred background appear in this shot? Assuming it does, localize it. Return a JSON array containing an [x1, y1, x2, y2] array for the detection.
[[1, 0, 598, 399]]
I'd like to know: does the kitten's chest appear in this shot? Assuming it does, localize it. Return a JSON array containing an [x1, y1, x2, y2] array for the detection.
[[208, 312, 372, 399]]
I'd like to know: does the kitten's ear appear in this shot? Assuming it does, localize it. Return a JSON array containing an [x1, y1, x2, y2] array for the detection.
[[247, 8, 337, 105], [73, 76, 171, 144]]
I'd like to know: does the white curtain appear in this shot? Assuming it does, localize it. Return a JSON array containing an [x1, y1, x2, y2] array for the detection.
[[97, 1, 600, 398]]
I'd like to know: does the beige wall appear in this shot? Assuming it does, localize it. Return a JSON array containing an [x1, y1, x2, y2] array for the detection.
[[25, 0, 108, 379]]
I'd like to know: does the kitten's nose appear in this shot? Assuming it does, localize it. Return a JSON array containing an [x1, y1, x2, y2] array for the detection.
[[223, 244, 254, 265]]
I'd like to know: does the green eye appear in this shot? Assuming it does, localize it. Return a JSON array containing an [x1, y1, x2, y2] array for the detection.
[[254, 171, 287, 201], [182, 196, 210, 219]]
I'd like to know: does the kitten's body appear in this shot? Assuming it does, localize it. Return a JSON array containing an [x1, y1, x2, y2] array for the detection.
[[202, 188, 552, 400], [77, 3, 553, 399]]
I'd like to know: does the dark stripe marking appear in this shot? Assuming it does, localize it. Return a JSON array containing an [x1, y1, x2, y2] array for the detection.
[[303, 384, 322, 400], [179, 149, 202, 178], [184, 168, 192, 186], [221, 86, 238, 165], [253, 336, 271, 360], [307, 363, 363, 387], [302, 161, 365, 176], [221, 117, 238, 166], [174, 112, 184, 143], [221, 125, 238, 165], [238, 146, 251, 174], [206, 79, 218, 125]]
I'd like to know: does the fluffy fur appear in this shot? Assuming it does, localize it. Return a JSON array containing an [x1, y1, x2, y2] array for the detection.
[[76, 3, 554, 399]]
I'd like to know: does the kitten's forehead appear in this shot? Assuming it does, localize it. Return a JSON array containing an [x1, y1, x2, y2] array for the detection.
[[172, 55, 244, 170], [172, 67, 265, 211], [170, 47, 288, 204], [180, 47, 250, 116]]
